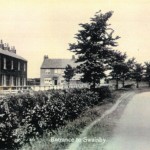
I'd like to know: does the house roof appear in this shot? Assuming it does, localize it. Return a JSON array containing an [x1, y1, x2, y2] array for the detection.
[[41, 58, 78, 69], [0, 48, 27, 61]]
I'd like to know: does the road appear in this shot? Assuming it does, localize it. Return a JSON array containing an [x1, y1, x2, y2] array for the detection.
[[104, 91, 150, 150], [67, 91, 135, 150], [67, 91, 150, 150]]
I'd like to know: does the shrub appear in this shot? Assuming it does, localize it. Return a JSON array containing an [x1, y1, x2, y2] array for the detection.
[[95, 86, 111, 100], [0, 87, 111, 149]]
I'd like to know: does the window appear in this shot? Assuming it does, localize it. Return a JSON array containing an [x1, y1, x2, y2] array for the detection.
[[54, 69, 57, 74], [57, 69, 62, 74], [54, 69, 62, 74], [18, 62, 20, 70], [2, 75, 6, 86], [44, 78, 52, 85], [11, 60, 14, 70], [45, 69, 51, 74], [3, 58, 6, 69], [11, 76, 14, 86], [24, 78, 26, 86], [24, 63, 26, 71], [17, 77, 20, 86]]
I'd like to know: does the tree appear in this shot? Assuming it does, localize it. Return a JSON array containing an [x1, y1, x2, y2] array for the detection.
[[110, 51, 127, 89], [132, 63, 144, 88], [125, 57, 136, 80], [68, 11, 120, 89], [63, 65, 75, 87], [144, 62, 150, 87]]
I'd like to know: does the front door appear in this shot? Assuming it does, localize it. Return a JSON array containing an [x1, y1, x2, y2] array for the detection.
[[54, 79, 57, 85]]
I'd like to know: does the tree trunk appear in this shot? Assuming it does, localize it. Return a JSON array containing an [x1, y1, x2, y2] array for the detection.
[[136, 81, 139, 88], [90, 83, 95, 90], [116, 78, 119, 90], [122, 77, 125, 88], [93, 81, 96, 90]]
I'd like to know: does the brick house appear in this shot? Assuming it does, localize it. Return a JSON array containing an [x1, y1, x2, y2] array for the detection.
[[0, 40, 27, 89], [40, 55, 81, 86]]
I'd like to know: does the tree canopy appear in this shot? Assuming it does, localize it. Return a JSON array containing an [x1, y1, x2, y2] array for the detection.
[[69, 11, 120, 89], [132, 63, 144, 88], [144, 62, 150, 87], [63, 65, 75, 86]]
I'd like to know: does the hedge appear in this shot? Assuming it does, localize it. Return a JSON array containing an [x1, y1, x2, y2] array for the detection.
[[0, 87, 111, 149]]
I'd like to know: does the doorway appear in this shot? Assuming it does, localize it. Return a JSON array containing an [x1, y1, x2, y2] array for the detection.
[[54, 79, 57, 85]]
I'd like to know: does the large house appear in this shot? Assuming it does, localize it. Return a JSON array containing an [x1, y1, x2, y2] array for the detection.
[[0, 40, 27, 89], [40, 55, 81, 86]]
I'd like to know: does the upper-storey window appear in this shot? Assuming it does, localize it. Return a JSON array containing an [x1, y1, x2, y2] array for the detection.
[[54, 69, 62, 74], [24, 63, 26, 71], [18, 62, 20, 70], [45, 69, 51, 74], [11, 60, 14, 70], [3, 58, 6, 69]]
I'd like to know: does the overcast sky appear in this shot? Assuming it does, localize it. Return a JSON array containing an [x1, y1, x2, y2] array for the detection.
[[0, 0, 150, 78]]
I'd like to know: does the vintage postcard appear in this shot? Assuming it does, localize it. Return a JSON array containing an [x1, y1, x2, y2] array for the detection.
[[0, 0, 149, 150]]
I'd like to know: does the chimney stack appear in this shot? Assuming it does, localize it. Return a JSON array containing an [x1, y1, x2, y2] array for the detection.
[[72, 55, 75, 60], [10, 46, 16, 54], [7, 43, 10, 51], [3, 43, 10, 51], [0, 40, 4, 50], [44, 55, 49, 60], [0, 40, 16, 53]]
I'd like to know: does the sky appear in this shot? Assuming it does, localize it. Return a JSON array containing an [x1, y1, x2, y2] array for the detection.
[[0, 0, 150, 78]]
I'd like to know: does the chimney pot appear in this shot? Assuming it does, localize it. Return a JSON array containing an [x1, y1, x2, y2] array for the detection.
[[72, 55, 75, 60]]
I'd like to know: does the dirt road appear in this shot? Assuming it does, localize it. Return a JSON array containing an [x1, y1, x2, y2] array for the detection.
[[104, 91, 150, 150], [67, 91, 136, 150]]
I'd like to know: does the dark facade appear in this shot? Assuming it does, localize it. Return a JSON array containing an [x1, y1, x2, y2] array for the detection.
[[0, 40, 27, 88]]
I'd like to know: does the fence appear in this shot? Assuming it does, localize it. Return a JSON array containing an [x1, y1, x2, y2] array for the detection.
[[0, 83, 110, 95], [0, 84, 88, 94]]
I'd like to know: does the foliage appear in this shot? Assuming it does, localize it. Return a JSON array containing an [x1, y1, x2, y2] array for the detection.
[[68, 11, 120, 89], [110, 51, 127, 89], [110, 53, 137, 89], [126, 57, 136, 78], [132, 63, 144, 88], [144, 62, 150, 87], [0, 87, 111, 149], [63, 65, 75, 86]]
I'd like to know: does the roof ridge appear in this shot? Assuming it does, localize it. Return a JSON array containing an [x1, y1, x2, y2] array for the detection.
[[41, 58, 77, 69], [0, 48, 27, 61], [48, 58, 72, 59]]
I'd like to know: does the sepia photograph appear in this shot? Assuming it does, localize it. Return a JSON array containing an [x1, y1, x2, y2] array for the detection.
[[0, 0, 150, 149]]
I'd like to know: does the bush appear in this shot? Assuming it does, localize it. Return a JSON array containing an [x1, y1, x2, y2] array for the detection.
[[95, 86, 111, 100], [0, 87, 111, 149]]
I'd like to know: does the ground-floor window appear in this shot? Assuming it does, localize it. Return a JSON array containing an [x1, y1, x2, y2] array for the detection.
[[23, 78, 26, 86], [44, 78, 53, 85]]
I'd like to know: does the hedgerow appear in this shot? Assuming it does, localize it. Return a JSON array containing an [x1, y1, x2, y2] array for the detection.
[[0, 87, 111, 149]]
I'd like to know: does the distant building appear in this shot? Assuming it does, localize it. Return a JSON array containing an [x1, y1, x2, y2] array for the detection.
[[0, 40, 27, 89], [27, 78, 40, 86], [40, 55, 81, 86]]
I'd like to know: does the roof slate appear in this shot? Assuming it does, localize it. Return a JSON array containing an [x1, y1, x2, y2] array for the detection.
[[0, 48, 27, 61], [41, 58, 78, 69]]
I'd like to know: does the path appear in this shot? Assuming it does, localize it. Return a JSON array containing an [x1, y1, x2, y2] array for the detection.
[[104, 91, 150, 150], [67, 91, 135, 150]]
